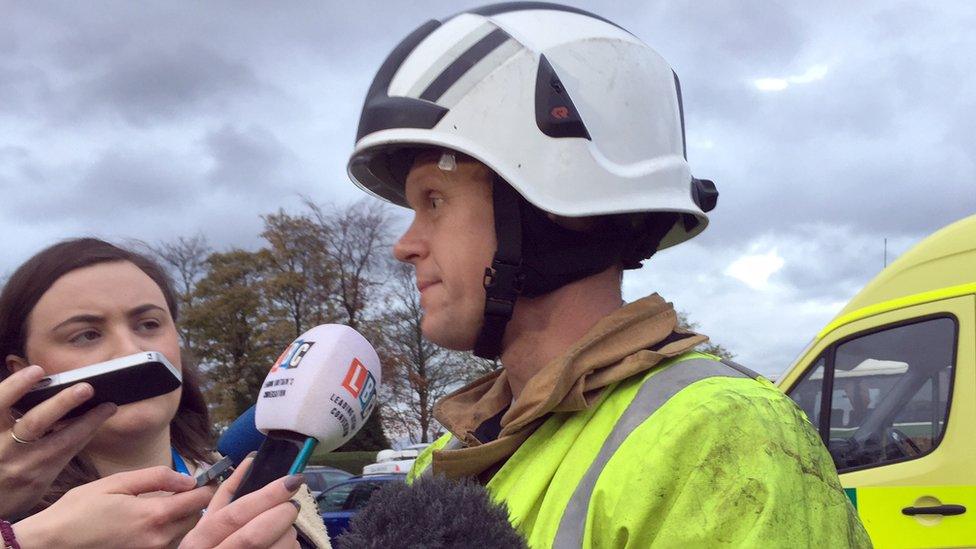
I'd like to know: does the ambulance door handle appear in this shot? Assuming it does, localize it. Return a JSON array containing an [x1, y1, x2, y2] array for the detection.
[[902, 504, 966, 516]]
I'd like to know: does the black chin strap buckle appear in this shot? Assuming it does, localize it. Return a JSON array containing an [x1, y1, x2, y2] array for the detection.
[[484, 259, 523, 293], [473, 259, 523, 359], [482, 259, 523, 318], [474, 177, 525, 360]]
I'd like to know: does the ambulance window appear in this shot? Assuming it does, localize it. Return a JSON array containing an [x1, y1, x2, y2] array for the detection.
[[825, 317, 956, 472], [788, 358, 825, 431]]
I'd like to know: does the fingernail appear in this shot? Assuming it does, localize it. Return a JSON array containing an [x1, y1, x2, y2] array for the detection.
[[245, 451, 258, 459], [283, 474, 305, 492], [289, 499, 301, 511], [74, 383, 94, 398], [98, 402, 118, 415]]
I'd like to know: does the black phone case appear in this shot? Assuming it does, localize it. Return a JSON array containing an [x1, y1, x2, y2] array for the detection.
[[13, 361, 182, 418]]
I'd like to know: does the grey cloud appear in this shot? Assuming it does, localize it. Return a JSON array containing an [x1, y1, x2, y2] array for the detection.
[[9, 149, 197, 225], [622, 241, 799, 376], [622, 226, 902, 376], [665, 2, 976, 250], [74, 43, 262, 125], [763, 136, 970, 237], [682, 79, 975, 247], [48, 23, 133, 73], [0, 26, 15, 54], [2, 4, 265, 126], [0, 147, 38, 195], [656, 0, 808, 69], [0, 62, 52, 113], [205, 124, 288, 190], [1, 0, 974, 377], [746, 45, 972, 145], [81, 150, 195, 208], [0, 146, 30, 162], [752, 225, 913, 302]]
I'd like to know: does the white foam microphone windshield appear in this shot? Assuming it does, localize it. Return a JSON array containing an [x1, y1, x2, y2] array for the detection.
[[255, 324, 381, 451], [233, 324, 381, 501]]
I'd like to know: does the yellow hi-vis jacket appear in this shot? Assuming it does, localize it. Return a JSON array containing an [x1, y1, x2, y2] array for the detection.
[[410, 353, 872, 548]]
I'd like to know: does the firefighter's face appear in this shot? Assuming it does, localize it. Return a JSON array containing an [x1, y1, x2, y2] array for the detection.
[[394, 151, 496, 351]]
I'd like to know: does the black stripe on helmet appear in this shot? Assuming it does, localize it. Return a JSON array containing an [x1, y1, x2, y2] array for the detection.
[[356, 19, 449, 141], [673, 70, 687, 160], [419, 27, 511, 103], [464, 2, 630, 34]]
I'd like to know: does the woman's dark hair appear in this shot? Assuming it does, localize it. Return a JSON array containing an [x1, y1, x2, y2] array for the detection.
[[0, 237, 213, 508]]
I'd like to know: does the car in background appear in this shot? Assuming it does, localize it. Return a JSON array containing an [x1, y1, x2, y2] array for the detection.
[[303, 466, 353, 498], [778, 214, 976, 548], [316, 474, 407, 539], [361, 443, 430, 475]]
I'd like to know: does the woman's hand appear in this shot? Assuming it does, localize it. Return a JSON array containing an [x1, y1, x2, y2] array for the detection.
[[0, 364, 117, 517], [12, 466, 216, 549], [180, 456, 303, 549]]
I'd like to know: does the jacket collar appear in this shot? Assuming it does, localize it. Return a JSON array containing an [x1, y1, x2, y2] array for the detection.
[[431, 294, 707, 478]]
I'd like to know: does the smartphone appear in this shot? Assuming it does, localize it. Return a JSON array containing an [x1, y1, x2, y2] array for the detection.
[[195, 456, 234, 488], [13, 351, 182, 418]]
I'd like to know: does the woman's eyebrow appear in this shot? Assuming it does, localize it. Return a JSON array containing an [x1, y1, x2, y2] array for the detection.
[[51, 313, 104, 331], [50, 304, 166, 332], [127, 304, 167, 318]]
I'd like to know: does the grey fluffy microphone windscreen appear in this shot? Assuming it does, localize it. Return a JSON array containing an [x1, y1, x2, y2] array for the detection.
[[338, 475, 527, 549]]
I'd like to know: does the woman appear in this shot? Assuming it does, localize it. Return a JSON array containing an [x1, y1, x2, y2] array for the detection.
[[0, 238, 324, 548], [0, 238, 212, 508]]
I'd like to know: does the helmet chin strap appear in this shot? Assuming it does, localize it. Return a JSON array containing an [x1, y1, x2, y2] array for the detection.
[[471, 172, 680, 359], [473, 176, 524, 359], [471, 176, 642, 359]]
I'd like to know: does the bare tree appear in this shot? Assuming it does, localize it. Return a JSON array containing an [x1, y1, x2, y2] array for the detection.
[[307, 199, 392, 330], [377, 263, 470, 443], [150, 235, 211, 349], [463, 355, 501, 385], [275, 200, 396, 450], [676, 310, 735, 360], [147, 205, 399, 446], [152, 235, 211, 305]]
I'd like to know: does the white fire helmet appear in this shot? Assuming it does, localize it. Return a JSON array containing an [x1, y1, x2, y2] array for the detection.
[[347, 2, 718, 252]]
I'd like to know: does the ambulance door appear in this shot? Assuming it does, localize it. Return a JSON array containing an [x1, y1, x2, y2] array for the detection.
[[785, 296, 976, 548]]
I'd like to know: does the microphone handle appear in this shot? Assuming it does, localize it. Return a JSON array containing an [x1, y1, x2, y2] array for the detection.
[[232, 430, 316, 501]]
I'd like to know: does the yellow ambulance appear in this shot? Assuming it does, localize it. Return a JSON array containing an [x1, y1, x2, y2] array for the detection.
[[777, 214, 976, 548]]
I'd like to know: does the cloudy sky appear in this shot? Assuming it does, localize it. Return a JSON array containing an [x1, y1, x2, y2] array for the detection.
[[2, 1, 973, 376]]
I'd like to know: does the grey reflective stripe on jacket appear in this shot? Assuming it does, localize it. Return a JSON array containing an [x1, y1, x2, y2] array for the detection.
[[553, 358, 759, 549]]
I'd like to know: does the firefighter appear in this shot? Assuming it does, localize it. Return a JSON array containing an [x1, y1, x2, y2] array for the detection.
[[346, 4, 871, 547]]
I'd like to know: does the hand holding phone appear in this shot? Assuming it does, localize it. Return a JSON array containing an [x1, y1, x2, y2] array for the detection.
[[181, 456, 303, 549], [11, 466, 215, 548], [194, 456, 234, 488], [13, 351, 182, 418], [1, 365, 117, 517]]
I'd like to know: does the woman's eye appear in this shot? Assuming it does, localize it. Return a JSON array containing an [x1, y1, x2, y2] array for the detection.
[[69, 330, 100, 344], [137, 319, 162, 332]]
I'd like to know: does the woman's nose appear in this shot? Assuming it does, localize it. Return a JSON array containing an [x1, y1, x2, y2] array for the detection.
[[111, 329, 145, 357]]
